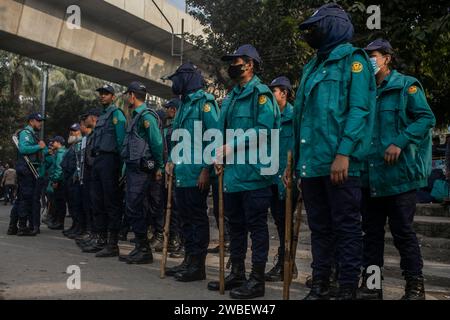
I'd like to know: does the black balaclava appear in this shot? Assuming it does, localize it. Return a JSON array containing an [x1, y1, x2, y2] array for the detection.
[[304, 15, 354, 59], [171, 70, 205, 100]]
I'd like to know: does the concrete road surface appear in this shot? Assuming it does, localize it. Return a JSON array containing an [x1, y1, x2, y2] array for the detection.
[[0, 204, 449, 300]]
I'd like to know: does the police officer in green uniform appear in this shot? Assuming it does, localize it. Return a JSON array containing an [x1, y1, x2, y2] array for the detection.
[[165, 63, 220, 282], [47, 136, 67, 230], [10, 113, 46, 236], [358, 39, 436, 300], [207, 45, 280, 299], [265, 76, 298, 282], [84, 85, 127, 257], [119, 81, 164, 264], [293, 4, 376, 300]]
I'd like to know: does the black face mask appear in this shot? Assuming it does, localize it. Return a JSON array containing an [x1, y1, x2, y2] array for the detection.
[[227, 64, 245, 80], [303, 26, 326, 49]]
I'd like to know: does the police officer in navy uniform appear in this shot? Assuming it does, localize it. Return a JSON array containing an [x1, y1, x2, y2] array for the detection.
[[119, 81, 164, 264], [11, 113, 46, 236], [61, 123, 84, 239], [83, 84, 127, 257], [208, 45, 280, 299], [293, 4, 376, 300], [77, 109, 102, 248], [164, 63, 220, 282], [76, 111, 99, 240], [358, 39, 436, 300]]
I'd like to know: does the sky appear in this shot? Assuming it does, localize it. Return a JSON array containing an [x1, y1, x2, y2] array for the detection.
[[168, 0, 186, 11]]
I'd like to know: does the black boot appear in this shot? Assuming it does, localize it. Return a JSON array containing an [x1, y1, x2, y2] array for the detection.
[[118, 233, 150, 262], [7, 225, 18, 235], [121, 233, 153, 264], [69, 226, 87, 240], [357, 270, 383, 300], [77, 232, 97, 247], [230, 264, 265, 300], [96, 232, 120, 258], [48, 220, 64, 230], [74, 230, 91, 242], [17, 227, 35, 237], [82, 232, 107, 253], [329, 266, 339, 298], [303, 278, 331, 300], [265, 258, 283, 282], [401, 275, 425, 300], [165, 255, 191, 277], [208, 261, 246, 291], [118, 245, 141, 262], [66, 224, 80, 239], [174, 255, 206, 282], [30, 226, 41, 236], [63, 222, 76, 237], [336, 286, 357, 300]]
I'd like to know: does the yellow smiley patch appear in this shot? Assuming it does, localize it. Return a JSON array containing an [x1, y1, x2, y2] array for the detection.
[[351, 62, 363, 73], [112, 117, 118, 125], [144, 120, 150, 129], [408, 86, 418, 95], [203, 104, 211, 113], [258, 95, 267, 105]]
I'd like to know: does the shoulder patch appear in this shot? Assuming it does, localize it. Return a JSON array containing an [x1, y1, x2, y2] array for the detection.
[[112, 117, 118, 125], [258, 95, 268, 105], [203, 104, 211, 113], [408, 86, 418, 95], [351, 61, 363, 73], [144, 120, 150, 129]]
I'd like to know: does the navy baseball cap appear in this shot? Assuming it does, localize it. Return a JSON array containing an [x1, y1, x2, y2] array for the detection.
[[52, 136, 65, 145], [69, 123, 81, 131], [96, 84, 115, 95], [221, 44, 262, 65], [365, 38, 394, 54], [268, 76, 292, 91], [167, 62, 200, 80], [81, 108, 102, 120], [163, 98, 182, 109], [299, 3, 351, 30], [28, 112, 45, 121], [123, 81, 147, 95]]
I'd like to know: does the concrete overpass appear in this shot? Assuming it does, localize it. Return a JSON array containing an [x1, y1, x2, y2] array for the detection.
[[0, 0, 205, 98]]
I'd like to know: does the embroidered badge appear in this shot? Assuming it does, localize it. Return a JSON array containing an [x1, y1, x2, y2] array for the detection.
[[113, 117, 118, 125], [203, 104, 211, 113], [351, 62, 363, 73], [259, 96, 268, 105], [144, 120, 150, 129], [408, 86, 418, 95]]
